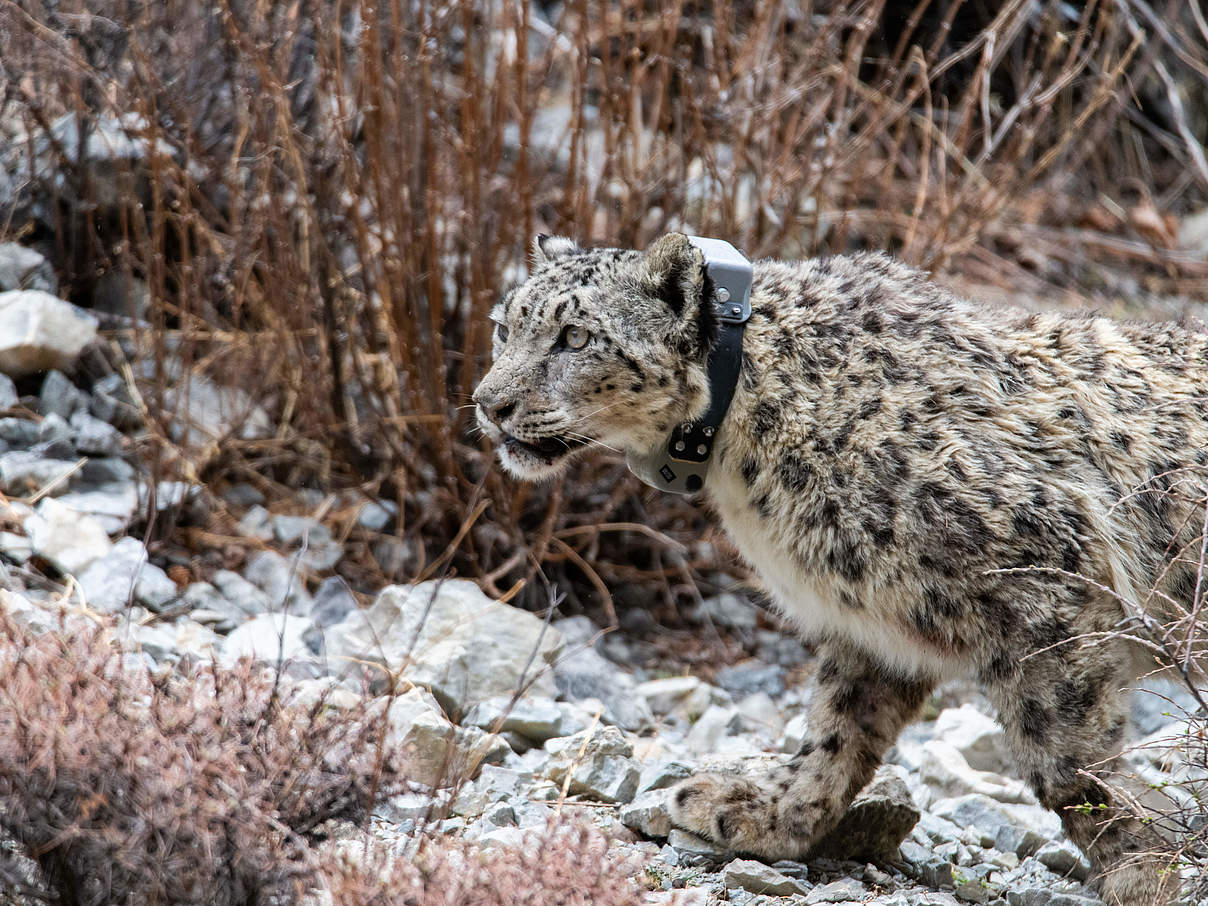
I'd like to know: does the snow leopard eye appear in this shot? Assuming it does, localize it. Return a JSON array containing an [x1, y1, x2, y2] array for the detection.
[[562, 325, 590, 350], [493, 321, 509, 343]]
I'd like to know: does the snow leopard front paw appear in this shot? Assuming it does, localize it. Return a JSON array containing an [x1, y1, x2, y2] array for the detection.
[[667, 773, 817, 861]]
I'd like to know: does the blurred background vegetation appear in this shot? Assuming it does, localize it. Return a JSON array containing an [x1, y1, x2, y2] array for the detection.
[[1, 0, 1206, 629]]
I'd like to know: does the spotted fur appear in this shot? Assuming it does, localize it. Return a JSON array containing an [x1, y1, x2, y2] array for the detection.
[[474, 233, 1208, 905]]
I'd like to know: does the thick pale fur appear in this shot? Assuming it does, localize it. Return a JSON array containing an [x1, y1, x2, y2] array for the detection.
[[474, 233, 1208, 905]]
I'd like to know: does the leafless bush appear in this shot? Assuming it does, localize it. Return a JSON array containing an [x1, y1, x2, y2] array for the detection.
[[0, 603, 652, 905], [0, 1, 1205, 619]]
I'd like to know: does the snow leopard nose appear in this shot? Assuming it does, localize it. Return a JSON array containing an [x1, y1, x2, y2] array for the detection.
[[473, 385, 517, 426]]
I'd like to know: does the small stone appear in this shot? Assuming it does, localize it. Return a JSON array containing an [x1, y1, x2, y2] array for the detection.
[[933, 705, 1010, 774], [619, 789, 672, 839], [219, 612, 315, 668], [808, 766, 920, 861], [638, 758, 695, 793], [0, 290, 98, 377], [695, 591, 758, 629], [994, 824, 1047, 858], [553, 640, 653, 732], [357, 499, 397, 532], [0, 451, 77, 496], [780, 713, 810, 753], [666, 828, 729, 862], [1034, 841, 1090, 881], [309, 575, 357, 627], [716, 660, 786, 698], [90, 373, 140, 428], [376, 687, 492, 788], [77, 536, 178, 612], [723, 859, 807, 897], [953, 873, 992, 903], [55, 483, 138, 535], [804, 878, 867, 903], [270, 513, 343, 571], [127, 617, 222, 663], [919, 739, 1032, 804], [0, 243, 55, 294], [683, 704, 742, 752], [69, 409, 123, 455], [211, 569, 274, 616], [462, 695, 566, 742], [0, 374, 16, 410], [638, 675, 707, 715], [26, 497, 112, 575], [243, 549, 313, 611], [39, 370, 87, 419], [0, 531, 32, 563], [544, 726, 640, 804]]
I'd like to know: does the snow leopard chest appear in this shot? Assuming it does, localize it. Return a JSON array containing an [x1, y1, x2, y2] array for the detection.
[[708, 463, 966, 679]]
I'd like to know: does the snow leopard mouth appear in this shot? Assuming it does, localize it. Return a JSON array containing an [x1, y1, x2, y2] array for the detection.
[[502, 432, 589, 465]]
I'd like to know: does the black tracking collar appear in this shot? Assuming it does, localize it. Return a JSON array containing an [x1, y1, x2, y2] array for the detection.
[[627, 237, 752, 495]]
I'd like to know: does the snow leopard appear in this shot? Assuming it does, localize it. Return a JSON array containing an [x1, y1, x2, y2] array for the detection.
[[473, 232, 1208, 905]]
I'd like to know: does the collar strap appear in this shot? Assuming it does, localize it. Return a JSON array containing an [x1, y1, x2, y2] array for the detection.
[[626, 237, 752, 495]]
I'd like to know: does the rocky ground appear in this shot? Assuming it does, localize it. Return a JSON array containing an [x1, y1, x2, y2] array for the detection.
[[0, 275, 1202, 903]]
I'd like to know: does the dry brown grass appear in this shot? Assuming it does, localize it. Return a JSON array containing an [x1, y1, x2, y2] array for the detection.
[[0, 0, 1205, 622]]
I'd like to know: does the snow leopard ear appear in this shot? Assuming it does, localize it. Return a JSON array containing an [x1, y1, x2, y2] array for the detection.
[[640, 232, 707, 317], [532, 234, 582, 263]]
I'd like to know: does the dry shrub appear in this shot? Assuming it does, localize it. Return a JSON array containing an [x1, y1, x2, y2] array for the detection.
[[320, 820, 649, 906], [0, 605, 401, 904], [0, 1, 1205, 618], [0, 603, 653, 905]]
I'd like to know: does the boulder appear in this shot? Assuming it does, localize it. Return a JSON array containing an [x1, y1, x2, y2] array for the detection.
[[0, 290, 97, 377], [325, 579, 564, 716]]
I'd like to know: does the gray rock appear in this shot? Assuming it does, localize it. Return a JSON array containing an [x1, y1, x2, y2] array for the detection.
[[462, 695, 566, 742], [666, 828, 729, 864], [450, 765, 532, 817], [0, 451, 77, 496], [376, 688, 501, 788], [39, 370, 87, 419], [180, 581, 245, 631], [1034, 841, 1090, 881], [638, 758, 695, 793], [166, 373, 272, 447], [69, 409, 123, 456], [808, 767, 920, 861], [90, 373, 140, 428], [211, 569, 274, 616], [619, 789, 673, 839], [716, 659, 786, 698], [918, 739, 1032, 804], [1006, 892, 1101, 906], [1130, 681, 1204, 736], [0, 243, 55, 293], [55, 483, 138, 535], [325, 579, 564, 715], [553, 640, 653, 732], [683, 704, 743, 752], [994, 824, 1047, 858], [269, 514, 343, 571], [544, 725, 640, 804], [218, 612, 315, 667], [780, 713, 810, 753], [125, 616, 222, 663], [696, 591, 758, 629], [805, 878, 867, 903], [0, 290, 97, 377], [80, 456, 135, 485], [77, 536, 178, 612], [933, 705, 1010, 774], [243, 549, 313, 611], [25, 497, 112, 575], [0, 374, 16, 410], [310, 575, 357, 627], [36, 412, 74, 447], [0, 530, 32, 563], [931, 794, 1016, 835], [357, 499, 396, 532], [724, 859, 808, 897], [0, 417, 39, 446]]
